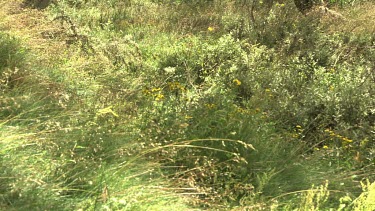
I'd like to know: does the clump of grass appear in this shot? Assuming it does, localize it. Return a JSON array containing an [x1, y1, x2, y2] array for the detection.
[[0, 32, 27, 91]]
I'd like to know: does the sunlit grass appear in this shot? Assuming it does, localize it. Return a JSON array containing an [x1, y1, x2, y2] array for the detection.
[[0, 0, 374, 210]]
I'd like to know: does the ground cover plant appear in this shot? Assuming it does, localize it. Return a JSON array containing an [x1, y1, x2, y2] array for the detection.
[[0, 0, 374, 210]]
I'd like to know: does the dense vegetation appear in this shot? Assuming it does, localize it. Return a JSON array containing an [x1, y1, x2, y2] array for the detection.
[[1, 0, 374, 210]]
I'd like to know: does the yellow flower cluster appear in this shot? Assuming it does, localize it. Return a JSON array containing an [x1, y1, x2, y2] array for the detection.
[[313, 129, 355, 151], [154, 94, 165, 101], [290, 125, 304, 139], [143, 87, 161, 95], [324, 129, 353, 143], [235, 107, 262, 116], [143, 87, 164, 101], [314, 145, 329, 151], [168, 81, 185, 92], [236, 107, 251, 114], [296, 125, 304, 135]]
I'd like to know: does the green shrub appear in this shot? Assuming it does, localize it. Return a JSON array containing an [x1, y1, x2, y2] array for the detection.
[[0, 33, 27, 90]]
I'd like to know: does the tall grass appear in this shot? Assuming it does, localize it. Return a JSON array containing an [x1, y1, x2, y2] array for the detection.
[[1, 0, 374, 209]]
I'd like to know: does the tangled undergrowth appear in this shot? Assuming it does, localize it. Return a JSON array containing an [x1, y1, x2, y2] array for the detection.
[[1, 0, 374, 210]]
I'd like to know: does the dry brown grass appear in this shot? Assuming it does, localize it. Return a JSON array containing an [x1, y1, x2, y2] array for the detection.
[[0, 0, 115, 89], [0, 0, 66, 66], [321, 2, 375, 34]]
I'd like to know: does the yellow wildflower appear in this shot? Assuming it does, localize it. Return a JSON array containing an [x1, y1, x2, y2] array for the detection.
[[345, 138, 353, 143], [155, 94, 164, 101], [143, 89, 151, 95], [208, 26, 214, 32], [323, 145, 329, 149], [151, 87, 161, 92], [233, 79, 241, 86]]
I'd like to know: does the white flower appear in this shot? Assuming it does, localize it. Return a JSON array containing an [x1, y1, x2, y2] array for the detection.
[[164, 67, 176, 74]]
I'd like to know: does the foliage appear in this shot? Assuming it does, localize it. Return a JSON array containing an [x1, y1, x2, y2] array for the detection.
[[351, 180, 375, 211], [0, 32, 27, 92], [0, 0, 374, 210]]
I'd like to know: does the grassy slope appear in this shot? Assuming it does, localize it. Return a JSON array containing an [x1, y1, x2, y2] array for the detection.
[[0, 0, 374, 210], [0, 1, 192, 210]]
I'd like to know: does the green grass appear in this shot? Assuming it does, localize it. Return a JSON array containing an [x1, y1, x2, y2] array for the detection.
[[0, 0, 374, 210]]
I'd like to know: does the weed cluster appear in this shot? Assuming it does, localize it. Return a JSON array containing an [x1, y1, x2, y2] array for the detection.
[[1, 0, 374, 210]]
